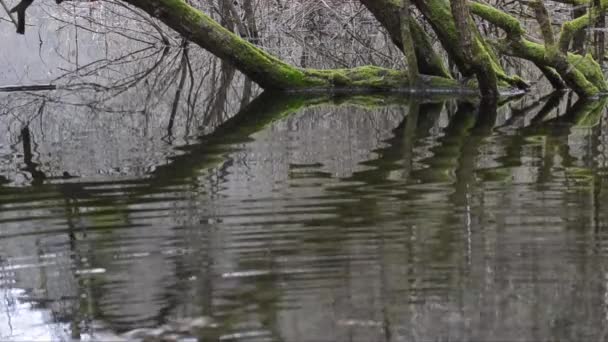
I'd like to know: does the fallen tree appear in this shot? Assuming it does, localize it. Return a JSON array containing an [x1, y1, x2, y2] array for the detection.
[[6, 0, 608, 98], [96, 0, 469, 93]]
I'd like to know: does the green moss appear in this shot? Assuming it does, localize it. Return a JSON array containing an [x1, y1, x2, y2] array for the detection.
[[426, 75, 463, 88], [518, 39, 546, 60], [414, 0, 475, 76], [505, 39, 603, 96], [574, 98, 608, 127], [469, 2, 524, 37], [154, 0, 320, 88], [565, 67, 600, 96], [475, 38, 527, 88], [558, 13, 593, 53], [568, 53, 608, 91], [131, 0, 531, 95], [409, 19, 453, 78], [467, 0, 608, 96]]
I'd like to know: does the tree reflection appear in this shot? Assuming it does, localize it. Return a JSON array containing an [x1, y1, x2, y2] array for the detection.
[[2, 84, 608, 340], [3, 29, 608, 341]]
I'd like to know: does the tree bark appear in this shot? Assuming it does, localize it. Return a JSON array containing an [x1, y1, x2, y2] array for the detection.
[[359, 0, 451, 79], [572, 4, 587, 53], [450, 0, 498, 98], [469, 1, 606, 97], [401, 0, 419, 86], [531, 0, 600, 96], [593, 0, 606, 63], [410, 0, 526, 90], [242, 0, 259, 41]]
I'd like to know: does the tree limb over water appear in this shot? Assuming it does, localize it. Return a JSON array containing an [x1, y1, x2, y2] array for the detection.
[[6, 0, 608, 98]]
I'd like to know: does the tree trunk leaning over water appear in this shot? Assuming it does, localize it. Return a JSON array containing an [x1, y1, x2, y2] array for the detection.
[[117, 0, 466, 92], [10, 0, 608, 97]]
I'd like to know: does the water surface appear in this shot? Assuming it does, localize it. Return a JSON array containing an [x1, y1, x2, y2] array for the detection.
[[1, 91, 608, 341]]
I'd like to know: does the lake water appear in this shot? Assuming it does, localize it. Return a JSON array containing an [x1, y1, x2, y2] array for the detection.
[[1, 89, 608, 341], [1, 2, 608, 340]]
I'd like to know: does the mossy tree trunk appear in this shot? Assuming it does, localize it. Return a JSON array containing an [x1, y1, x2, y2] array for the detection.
[[118, 0, 469, 92], [410, 0, 527, 90], [450, 0, 498, 98], [359, 0, 451, 79], [109, 0, 604, 96], [528, 0, 592, 95], [593, 0, 606, 63], [401, 0, 419, 86], [469, 1, 608, 97], [572, 4, 588, 53]]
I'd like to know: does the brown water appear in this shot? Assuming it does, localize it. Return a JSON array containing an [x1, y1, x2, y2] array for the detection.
[[1, 90, 608, 341]]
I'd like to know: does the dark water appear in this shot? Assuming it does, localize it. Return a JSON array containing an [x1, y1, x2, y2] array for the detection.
[[1, 91, 608, 341]]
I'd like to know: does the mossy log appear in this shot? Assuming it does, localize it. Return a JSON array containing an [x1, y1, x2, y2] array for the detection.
[[121, 0, 477, 92]]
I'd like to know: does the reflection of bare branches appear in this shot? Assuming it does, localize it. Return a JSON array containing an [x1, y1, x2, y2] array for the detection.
[[203, 61, 236, 128], [164, 41, 189, 143], [0, 1, 295, 184], [1, 42, 254, 184]]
